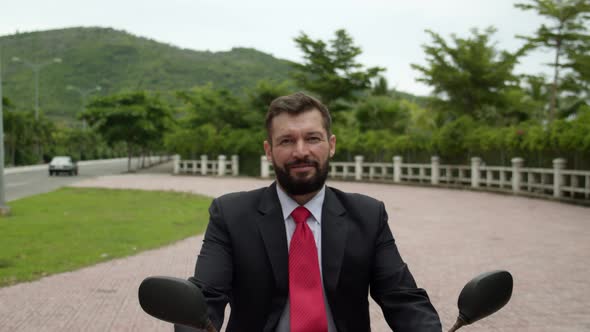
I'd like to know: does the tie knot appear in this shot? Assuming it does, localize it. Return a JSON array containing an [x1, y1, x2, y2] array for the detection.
[[291, 206, 310, 224]]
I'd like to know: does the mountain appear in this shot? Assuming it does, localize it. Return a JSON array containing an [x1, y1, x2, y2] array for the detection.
[[0, 27, 294, 119]]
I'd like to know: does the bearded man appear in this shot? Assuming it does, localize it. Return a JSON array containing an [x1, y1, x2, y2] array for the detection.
[[183, 92, 442, 332]]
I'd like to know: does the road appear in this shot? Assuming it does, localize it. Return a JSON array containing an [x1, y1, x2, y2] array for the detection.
[[4, 158, 173, 202]]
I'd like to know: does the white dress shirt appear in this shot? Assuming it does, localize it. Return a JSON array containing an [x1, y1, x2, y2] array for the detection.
[[275, 185, 337, 332]]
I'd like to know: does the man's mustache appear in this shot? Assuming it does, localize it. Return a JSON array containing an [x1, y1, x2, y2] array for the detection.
[[285, 159, 319, 170]]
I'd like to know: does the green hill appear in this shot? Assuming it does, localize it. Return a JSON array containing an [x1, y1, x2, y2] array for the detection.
[[0, 27, 294, 119]]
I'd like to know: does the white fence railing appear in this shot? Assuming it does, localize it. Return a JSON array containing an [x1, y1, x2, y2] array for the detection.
[[173, 155, 239, 176], [260, 155, 590, 203]]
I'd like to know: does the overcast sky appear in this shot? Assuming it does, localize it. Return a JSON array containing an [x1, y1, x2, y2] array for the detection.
[[0, 0, 554, 96]]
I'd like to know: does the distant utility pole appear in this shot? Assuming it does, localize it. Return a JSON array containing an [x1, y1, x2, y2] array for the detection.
[[12, 56, 62, 120], [66, 85, 102, 129], [0, 44, 11, 216]]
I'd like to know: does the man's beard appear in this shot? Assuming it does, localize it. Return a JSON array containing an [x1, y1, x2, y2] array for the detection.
[[273, 157, 329, 196]]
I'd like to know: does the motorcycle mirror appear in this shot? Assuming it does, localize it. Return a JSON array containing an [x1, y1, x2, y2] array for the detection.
[[448, 270, 513, 332], [138, 276, 211, 330]]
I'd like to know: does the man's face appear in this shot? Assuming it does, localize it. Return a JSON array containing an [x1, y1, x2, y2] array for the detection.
[[264, 109, 336, 196]]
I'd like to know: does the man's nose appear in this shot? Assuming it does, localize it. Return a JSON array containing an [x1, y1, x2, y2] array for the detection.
[[292, 139, 309, 158]]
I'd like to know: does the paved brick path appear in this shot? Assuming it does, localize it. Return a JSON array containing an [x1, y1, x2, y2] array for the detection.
[[1, 174, 589, 331]]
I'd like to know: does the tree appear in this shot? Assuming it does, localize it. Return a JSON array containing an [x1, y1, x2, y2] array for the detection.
[[434, 116, 477, 161], [371, 76, 389, 96], [292, 29, 384, 107], [515, 0, 590, 120], [82, 92, 173, 171], [176, 84, 247, 130], [353, 96, 411, 133], [49, 127, 106, 161], [169, 84, 268, 173], [2, 96, 12, 108], [562, 38, 590, 115], [2, 108, 55, 165], [245, 79, 293, 126], [3, 109, 31, 165], [412, 28, 530, 125]]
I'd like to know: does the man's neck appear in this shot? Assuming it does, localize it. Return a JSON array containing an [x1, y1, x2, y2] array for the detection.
[[277, 183, 321, 206]]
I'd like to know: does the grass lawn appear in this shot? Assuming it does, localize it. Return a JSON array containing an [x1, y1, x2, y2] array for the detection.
[[0, 187, 212, 287]]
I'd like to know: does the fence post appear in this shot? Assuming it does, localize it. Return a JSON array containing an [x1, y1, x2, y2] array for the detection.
[[218, 155, 226, 176], [511, 157, 524, 193], [553, 158, 566, 198], [261, 156, 270, 178], [431, 156, 439, 185], [354, 155, 364, 181], [231, 155, 239, 176], [393, 156, 402, 183], [173, 155, 180, 174], [471, 157, 481, 188], [486, 167, 493, 187], [201, 155, 208, 175]]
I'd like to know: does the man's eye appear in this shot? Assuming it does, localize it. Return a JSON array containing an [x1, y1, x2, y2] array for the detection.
[[279, 139, 293, 145], [307, 137, 321, 143]]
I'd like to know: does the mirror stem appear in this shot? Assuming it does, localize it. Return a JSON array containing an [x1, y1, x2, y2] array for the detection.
[[204, 319, 217, 332], [448, 317, 466, 332]]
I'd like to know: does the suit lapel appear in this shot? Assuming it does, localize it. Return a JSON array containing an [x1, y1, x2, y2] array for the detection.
[[322, 187, 348, 293], [256, 182, 289, 293], [256, 184, 348, 299]]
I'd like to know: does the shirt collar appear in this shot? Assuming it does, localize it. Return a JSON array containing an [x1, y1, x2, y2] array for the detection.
[[276, 183, 326, 224]]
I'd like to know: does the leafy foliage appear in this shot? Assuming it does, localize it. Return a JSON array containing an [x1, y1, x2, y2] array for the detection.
[[2, 23, 590, 171], [353, 96, 411, 133], [164, 83, 273, 175], [3, 109, 53, 164], [82, 91, 173, 171], [412, 28, 534, 125], [515, 0, 590, 119], [291, 29, 384, 107], [246, 79, 294, 126]]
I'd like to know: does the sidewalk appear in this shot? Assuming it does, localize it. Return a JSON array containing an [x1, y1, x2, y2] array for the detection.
[[1, 174, 589, 331]]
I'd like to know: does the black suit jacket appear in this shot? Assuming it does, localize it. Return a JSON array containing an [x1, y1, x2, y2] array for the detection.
[[186, 183, 441, 332]]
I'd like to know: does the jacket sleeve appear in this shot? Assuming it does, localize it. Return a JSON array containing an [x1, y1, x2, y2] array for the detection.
[[369, 201, 442, 332], [188, 198, 233, 331]]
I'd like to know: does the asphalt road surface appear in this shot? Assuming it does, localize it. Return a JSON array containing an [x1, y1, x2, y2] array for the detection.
[[4, 158, 172, 202]]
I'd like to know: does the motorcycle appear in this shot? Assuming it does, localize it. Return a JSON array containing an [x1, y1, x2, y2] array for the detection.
[[138, 270, 513, 332]]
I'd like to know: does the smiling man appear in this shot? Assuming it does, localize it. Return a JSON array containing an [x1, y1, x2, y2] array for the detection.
[[263, 99, 335, 203], [186, 92, 442, 332]]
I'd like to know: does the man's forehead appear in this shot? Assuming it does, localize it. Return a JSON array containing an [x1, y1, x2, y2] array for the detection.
[[270, 111, 325, 135]]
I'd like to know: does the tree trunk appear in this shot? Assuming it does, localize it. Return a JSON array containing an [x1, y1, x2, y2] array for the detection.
[[549, 30, 563, 122]]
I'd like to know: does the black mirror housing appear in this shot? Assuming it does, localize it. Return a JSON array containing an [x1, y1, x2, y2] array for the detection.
[[138, 276, 210, 329], [457, 270, 513, 325]]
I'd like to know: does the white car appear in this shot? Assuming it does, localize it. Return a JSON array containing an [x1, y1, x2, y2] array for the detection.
[[49, 156, 78, 176]]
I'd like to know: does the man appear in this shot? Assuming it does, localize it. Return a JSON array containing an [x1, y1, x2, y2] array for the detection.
[[186, 92, 441, 331]]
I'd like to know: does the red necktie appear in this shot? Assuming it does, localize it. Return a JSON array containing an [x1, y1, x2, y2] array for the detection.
[[289, 206, 328, 332]]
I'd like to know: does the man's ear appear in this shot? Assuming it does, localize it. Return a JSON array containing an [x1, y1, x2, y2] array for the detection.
[[263, 140, 273, 162], [329, 135, 336, 158]]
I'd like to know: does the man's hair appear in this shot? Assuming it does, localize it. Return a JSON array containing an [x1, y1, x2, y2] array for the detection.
[[265, 92, 332, 143]]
